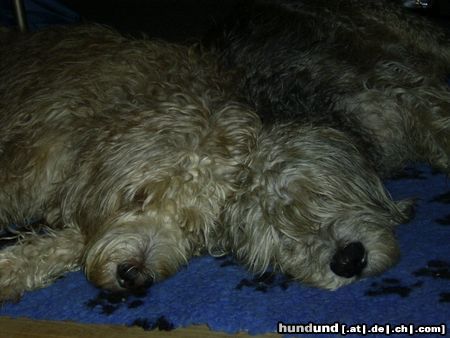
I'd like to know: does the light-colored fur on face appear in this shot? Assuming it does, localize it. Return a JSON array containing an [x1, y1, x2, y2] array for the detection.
[[216, 123, 412, 290], [208, 0, 450, 289], [0, 25, 261, 300]]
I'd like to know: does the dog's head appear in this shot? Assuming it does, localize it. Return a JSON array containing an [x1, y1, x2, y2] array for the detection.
[[82, 215, 189, 292], [224, 123, 414, 290]]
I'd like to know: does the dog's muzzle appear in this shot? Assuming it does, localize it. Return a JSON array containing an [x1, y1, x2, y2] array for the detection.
[[330, 242, 367, 278], [116, 263, 154, 290]]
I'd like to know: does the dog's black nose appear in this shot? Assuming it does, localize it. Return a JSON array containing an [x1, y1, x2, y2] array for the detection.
[[330, 242, 367, 278], [116, 263, 153, 290]]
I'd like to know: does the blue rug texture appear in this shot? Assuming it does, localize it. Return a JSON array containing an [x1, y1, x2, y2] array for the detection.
[[1, 164, 449, 336]]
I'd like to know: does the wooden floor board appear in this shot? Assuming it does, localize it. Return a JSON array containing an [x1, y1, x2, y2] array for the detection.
[[0, 317, 277, 338]]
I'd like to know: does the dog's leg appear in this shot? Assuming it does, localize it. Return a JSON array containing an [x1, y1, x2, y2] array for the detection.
[[414, 85, 450, 173], [333, 82, 450, 176], [0, 226, 84, 302], [358, 80, 450, 174]]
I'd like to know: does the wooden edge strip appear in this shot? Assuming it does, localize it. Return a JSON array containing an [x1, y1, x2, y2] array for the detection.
[[0, 317, 278, 338]]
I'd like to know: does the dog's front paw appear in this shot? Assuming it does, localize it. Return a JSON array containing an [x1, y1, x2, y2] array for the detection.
[[0, 258, 26, 303], [0, 285, 24, 303]]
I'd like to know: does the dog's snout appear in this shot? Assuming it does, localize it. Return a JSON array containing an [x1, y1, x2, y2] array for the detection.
[[117, 263, 139, 289], [116, 263, 153, 290], [330, 242, 367, 278]]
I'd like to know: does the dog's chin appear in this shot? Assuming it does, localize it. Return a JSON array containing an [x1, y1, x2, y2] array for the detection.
[[299, 272, 358, 291], [84, 261, 152, 292], [301, 259, 398, 291], [285, 235, 400, 290], [83, 231, 189, 292], [85, 257, 184, 292]]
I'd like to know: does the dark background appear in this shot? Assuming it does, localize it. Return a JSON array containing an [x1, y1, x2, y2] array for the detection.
[[1, 0, 449, 42], [60, 0, 450, 42], [61, 0, 241, 42]]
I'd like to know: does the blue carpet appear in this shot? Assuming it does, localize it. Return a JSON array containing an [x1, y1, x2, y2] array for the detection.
[[1, 164, 449, 336]]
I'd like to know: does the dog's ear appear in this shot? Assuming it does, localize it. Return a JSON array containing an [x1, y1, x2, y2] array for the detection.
[[129, 176, 216, 239], [131, 185, 149, 208], [130, 177, 172, 211]]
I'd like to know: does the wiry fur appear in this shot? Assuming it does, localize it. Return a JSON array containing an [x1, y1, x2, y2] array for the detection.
[[2, 1, 448, 301], [0, 25, 261, 300], [215, 123, 412, 289], [206, 0, 450, 288], [209, 0, 450, 176]]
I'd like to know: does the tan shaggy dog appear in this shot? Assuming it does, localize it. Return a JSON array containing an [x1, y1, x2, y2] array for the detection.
[[0, 17, 429, 302]]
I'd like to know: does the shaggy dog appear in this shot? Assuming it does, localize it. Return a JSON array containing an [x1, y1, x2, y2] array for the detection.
[[210, 0, 450, 176], [0, 10, 429, 301], [0, 25, 262, 301], [208, 0, 450, 285]]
